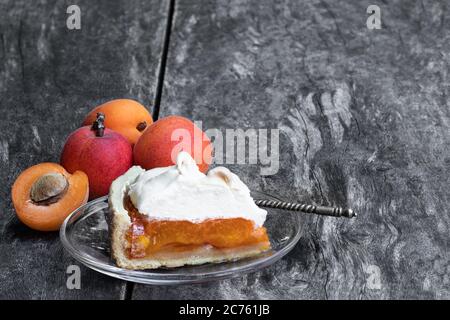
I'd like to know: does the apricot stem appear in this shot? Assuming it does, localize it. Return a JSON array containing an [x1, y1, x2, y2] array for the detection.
[[91, 112, 105, 137], [30, 173, 69, 205], [136, 121, 147, 132]]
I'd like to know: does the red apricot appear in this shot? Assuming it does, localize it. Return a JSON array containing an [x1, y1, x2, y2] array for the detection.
[[61, 113, 133, 199]]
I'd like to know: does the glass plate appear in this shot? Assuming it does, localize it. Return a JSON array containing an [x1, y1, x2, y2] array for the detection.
[[60, 193, 303, 285]]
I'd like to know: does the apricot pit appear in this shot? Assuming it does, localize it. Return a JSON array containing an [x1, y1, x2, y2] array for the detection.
[[30, 173, 69, 204]]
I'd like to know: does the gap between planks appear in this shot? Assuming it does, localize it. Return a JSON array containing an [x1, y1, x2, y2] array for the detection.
[[123, 0, 176, 300]]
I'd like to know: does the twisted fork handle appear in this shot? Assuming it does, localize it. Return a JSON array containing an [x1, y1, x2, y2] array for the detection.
[[254, 199, 357, 218]]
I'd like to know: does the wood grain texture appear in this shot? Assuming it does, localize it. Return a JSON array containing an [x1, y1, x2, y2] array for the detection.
[[132, 0, 450, 299], [0, 0, 169, 299]]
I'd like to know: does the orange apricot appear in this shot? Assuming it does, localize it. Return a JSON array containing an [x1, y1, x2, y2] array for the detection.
[[82, 99, 153, 146], [133, 115, 212, 173], [11, 163, 89, 231]]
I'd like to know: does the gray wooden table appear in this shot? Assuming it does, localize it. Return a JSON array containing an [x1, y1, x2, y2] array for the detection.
[[0, 0, 448, 299]]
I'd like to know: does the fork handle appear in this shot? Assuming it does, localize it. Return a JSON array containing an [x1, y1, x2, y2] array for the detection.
[[254, 199, 357, 218]]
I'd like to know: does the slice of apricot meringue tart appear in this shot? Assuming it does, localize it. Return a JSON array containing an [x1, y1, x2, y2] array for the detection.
[[108, 151, 270, 270]]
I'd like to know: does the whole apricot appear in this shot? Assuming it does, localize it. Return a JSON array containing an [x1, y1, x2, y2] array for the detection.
[[11, 163, 89, 231], [133, 115, 212, 173], [82, 99, 153, 146], [61, 113, 133, 199]]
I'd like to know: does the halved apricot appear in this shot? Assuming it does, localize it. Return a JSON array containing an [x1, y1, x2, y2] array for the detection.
[[11, 163, 89, 231]]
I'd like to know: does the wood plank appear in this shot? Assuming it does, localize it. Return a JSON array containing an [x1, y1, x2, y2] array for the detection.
[[0, 0, 169, 299], [133, 0, 450, 299]]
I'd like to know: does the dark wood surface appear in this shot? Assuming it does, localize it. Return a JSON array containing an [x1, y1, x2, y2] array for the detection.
[[1, 0, 449, 299], [0, 0, 169, 299]]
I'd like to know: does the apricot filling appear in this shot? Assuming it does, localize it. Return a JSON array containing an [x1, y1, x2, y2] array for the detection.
[[124, 197, 270, 259]]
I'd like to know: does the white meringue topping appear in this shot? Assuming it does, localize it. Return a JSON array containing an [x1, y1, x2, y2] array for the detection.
[[127, 152, 267, 227]]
